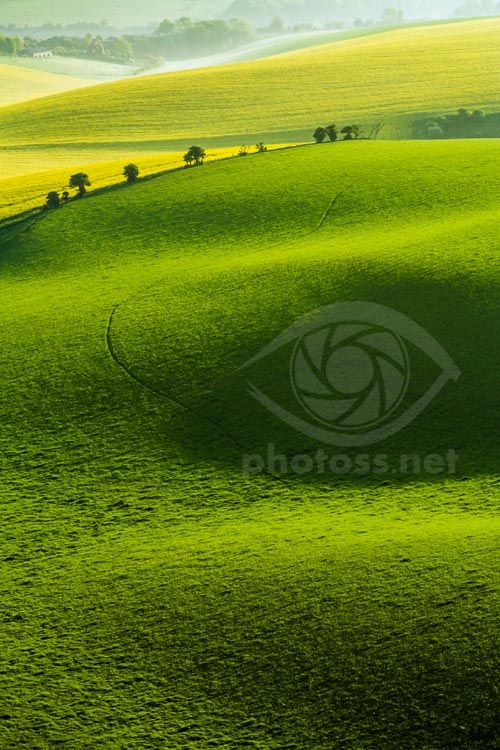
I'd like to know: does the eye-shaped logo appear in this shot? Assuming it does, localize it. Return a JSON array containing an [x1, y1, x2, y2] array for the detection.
[[239, 301, 460, 447]]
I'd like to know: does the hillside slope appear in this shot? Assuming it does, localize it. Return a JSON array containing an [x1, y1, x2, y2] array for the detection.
[[0, 63, 92, 106], [2, 140, 500, 748], [0, 0, 221, 26], [1, 18, 500, 153], [0, 144, 293, 219]]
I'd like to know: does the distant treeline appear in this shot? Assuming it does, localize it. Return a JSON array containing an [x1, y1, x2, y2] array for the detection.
[[221, 0, 500, 25], [0, 21, 143, 38], [0, 16, 257, 62], [126, 17, 256, 59], [416, 108, 500, 139]]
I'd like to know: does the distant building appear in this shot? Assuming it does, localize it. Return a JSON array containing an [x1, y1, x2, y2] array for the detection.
[[87, 38, 105, 57], [21, 48, 53, 59]]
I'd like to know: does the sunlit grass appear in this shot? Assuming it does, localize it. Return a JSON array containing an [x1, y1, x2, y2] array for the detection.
[[2, 18, 500, 150], [0, 62, 92, 106], [0, 143, 296, 219]]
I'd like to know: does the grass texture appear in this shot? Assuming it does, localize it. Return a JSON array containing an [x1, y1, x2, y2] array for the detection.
[[1, 140, 500, 748]]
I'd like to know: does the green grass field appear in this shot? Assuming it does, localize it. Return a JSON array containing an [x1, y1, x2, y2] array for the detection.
[[0, 144, 294, 220], [2, 17, 500, 164], [2, 140, 500, 748]]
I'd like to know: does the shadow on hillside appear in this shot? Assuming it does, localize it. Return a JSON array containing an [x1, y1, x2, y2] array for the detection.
[[111, 269, 500, 488]]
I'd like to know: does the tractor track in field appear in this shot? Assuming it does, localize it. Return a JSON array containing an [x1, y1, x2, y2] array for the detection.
[[315, 192, 340, 232], [106, 301, 301, 495], [106, 304, 247, 455], [105, 188, 341, 402], [105, 190, 341, 487]]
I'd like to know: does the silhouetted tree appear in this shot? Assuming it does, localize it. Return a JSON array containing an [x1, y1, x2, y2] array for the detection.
[[46, 191, 60, 209], [184, 146, 206, 166], [313, 127, 328, 143], [69, 172, 91, 196], [238, 145, 249, 156], [62, 191, 70, 203], [255, 142, 267, 152], [123, 163, 140, 182], [326, 124, 338, 142]]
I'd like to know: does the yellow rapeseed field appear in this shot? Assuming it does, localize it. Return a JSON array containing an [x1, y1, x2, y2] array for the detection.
[[0, 144, 295, 220]]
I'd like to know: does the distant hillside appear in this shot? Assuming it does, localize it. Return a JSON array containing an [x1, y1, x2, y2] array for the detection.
[[2, 18, 500, 152], [0, 0, 226, 27], [0, 0, 481, 28], [0, 63, 92, 106]]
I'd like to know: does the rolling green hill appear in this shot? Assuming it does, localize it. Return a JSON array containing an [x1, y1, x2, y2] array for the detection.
[[0, 144, 294, 219], [1, 17, 500, 164], [2, 139, 500, 748]]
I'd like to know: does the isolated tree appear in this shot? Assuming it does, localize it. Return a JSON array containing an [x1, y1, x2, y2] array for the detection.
[[255, 142, 267, 152], [184, 146, 206, 166], [238, 145, 249, 156], [62, 191, 70, 203], [341, 125, 360, 140], [326, 124, 338, 142], [69, 172, 91, 196], [46, 191, 60, 209], [123, 163, 140, 183], [313, 127, 328, 143]]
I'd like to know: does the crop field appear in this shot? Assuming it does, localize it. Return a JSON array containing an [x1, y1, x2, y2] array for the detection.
[[0, 63, 93, 106], [2, 17, 500, 156], [148, 23, 461, 75], [0, 145, 293, 220], [2, 140, 500, 748]]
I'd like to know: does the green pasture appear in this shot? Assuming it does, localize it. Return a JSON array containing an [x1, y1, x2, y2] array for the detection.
[[1, 140, 500, 748]]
